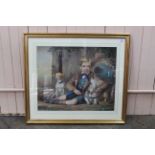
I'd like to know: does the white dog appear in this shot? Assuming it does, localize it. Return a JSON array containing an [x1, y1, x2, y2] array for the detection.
[[84, 78, 98, 105]]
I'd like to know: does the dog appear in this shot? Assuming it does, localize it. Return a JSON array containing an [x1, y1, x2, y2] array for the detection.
[[84, 78, 98, 105]]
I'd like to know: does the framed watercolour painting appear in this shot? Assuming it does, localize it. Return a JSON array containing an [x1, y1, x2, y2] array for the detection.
[[24, 33, 130, 124]]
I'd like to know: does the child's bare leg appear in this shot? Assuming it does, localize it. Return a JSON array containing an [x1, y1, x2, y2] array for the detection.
[[58, 95, 66, 100], [57, 95, 78, 105], [66, 98, 77, 105], [57, 95, 66, 104]]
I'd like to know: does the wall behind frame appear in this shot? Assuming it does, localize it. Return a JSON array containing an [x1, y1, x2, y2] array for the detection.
[[0, 26, 155, 115]]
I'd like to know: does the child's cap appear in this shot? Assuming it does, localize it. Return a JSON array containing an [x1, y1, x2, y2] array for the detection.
[[80, 57, 91, 66], [55, 72, 63, 78]]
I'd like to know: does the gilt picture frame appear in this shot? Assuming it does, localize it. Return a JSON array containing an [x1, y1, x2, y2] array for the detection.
[[24, 33, 130, 124]]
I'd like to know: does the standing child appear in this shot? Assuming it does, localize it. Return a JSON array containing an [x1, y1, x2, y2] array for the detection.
[[55, 72, 65, 97]]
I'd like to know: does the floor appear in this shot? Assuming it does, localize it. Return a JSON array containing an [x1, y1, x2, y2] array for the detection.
[[0, 115, 155, 129], [38, 101, 114, 111]]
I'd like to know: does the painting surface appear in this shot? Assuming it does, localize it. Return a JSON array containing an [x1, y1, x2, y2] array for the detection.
[[37, 46, 116, 111]]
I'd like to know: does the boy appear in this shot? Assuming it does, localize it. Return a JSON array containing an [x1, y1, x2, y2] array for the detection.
[[55, 72, 65, 97]]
